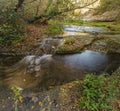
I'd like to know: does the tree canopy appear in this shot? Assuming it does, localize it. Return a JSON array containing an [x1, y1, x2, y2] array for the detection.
[[0, 0, 99, 23]]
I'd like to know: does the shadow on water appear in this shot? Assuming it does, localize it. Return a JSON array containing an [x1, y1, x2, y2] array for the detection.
[[0, 55, 23, 67], [0, 50, 120, 90], [0, 55, 23, 81]]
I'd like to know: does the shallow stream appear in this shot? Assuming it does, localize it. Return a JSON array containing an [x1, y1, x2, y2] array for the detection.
[[0, 50, 120, 89], [0, 25, 119, 90]]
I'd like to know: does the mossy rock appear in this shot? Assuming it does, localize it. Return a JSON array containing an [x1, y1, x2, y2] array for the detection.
[[87, 34, 120, 53], [106, 35, 120, 53], [56, 36, 95, 54]]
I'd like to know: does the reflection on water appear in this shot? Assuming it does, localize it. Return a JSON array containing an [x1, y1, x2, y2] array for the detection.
[[0, 55, 23, 81], [0, 51, 120, 90], [53, 51, 108, 73], [0, 55, 22, 67]]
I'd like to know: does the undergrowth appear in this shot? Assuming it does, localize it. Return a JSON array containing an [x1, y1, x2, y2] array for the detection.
[[62, 19, 107, 27], [78, 74, 119, 111], [44, 19, 63, 35], [0, 11, 24, 44]]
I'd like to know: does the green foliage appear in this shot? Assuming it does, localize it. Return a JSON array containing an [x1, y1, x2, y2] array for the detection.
[[11, 86, 21, 101], [11, 86, 23, 110], [62, 19, 107, 27], [0, 23, 23, 44], [107, 23, 120, 32], [44, 19, 63, 35], [45, 0, 59, 16], [78, 74, 119, 111], [64, 37, 75, 45], [0, 12, 24, 44]]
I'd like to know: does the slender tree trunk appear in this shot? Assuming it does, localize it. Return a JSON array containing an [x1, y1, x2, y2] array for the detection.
[[15, 0, 24, 12]]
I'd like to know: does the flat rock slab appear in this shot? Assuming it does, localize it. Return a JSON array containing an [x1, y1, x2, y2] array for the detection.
[[56, 34, 120, 54]]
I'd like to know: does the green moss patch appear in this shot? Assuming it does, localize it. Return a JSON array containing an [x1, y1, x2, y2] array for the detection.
[[62, 19, 108, 27], [56, 36, 95, 54], [44, 19, 63, 36]]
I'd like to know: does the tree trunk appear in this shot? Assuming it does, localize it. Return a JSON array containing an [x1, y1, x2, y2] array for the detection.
[[15, 0, 24, 12]]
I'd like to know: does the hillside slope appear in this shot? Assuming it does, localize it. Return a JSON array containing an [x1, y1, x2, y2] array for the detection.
[[81, 0, 120, 22]]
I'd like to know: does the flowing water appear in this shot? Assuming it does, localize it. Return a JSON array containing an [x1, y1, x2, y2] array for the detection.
[[64, 25, 106, 33], [63, 25, 106, 36]]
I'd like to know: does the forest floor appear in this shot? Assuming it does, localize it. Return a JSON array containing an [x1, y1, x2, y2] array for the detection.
[[0, 24, 48, 55]]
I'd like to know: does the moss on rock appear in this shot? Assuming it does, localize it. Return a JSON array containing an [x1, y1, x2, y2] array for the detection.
[[56, 36, 95, 54]]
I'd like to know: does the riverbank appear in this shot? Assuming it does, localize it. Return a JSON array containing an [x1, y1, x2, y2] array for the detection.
[[0, 21, 120, 56]]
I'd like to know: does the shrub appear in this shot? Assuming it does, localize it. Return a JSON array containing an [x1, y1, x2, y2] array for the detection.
[[0, 12, 24, 44], [44, 19, 63, 35], [78, 74, 119, 111], [0, 23, 23, 44]]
